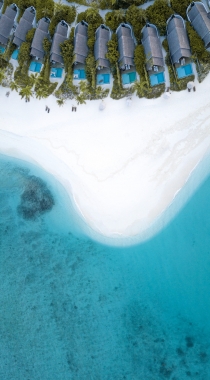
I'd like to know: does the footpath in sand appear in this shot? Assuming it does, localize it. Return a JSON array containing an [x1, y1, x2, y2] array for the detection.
[[1, 75, 210, 242]]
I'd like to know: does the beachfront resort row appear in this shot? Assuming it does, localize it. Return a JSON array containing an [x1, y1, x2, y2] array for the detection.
[[0, 1, 210, 87]]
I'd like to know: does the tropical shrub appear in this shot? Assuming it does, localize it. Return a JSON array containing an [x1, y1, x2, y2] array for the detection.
[[26, 28, 36, 43], [186, 22, 210, 62], [36, 0, 54, 21], [105, 10, 126, 31], [126, 6, 146, 42], [146, 0, 173, 35], [170, 0, 191, 19], [49, 5, 76, 36]]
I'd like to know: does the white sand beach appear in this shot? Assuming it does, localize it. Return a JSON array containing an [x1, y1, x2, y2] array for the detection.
[[1, 75, 210, 243]]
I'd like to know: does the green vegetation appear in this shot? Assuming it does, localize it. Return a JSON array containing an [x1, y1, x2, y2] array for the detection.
[[36, 0, 54, 21], [125, 6, 146, 43], [34, 42, 57, 99], [186, 22, 210, 82], [170, 0, 191, 19], [56, 28, 78, 100], [49, 5, 76, 36], [105, 9, 126, 31], [14, 41, 31, 87], [146, 0, 173, 35], [78, 8, 105, 93]]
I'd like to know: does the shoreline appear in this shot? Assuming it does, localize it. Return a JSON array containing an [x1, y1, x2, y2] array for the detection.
[[1, 74, 210, 244]]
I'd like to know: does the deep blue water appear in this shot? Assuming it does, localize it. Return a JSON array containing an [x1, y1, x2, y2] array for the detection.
[[1, 154, 210, 380]]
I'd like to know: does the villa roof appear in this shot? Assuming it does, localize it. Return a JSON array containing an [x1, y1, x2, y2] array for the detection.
[[187, 2, 210, 47], [142, 23, 164, 69], [73, 21, 88, 64], [94, 25, 110, 68], [13, 6, 35, 47], [31, 17, 50, 59], [116, 24, 135, 67], [50, 21, 68, 64], [167, 15, 191, 64], [0, 4, 17, 46]]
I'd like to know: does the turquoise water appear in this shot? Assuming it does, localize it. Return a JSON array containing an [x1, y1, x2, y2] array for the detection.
[[29, 62, 42, 73], [97, 73, 110, 85], [150, 72, 165, 86], [1, 154, 210, 379], [11, 49, 19, 60], [122, 72, 136, 85], [176, 64, 193, 79]]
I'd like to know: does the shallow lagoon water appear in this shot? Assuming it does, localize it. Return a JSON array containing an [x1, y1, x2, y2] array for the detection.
[[0, 154, 210, 379]]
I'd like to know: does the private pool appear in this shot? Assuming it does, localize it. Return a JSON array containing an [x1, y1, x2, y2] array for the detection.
[[176, 64, 193, 79], [11, 49, 19, 60], [29, 61, 42, 73], [73, 69, 86, 80], [0, 46, 5, 54], [150, 72, 165, 86], [97, 73, 110, 85], [50, 68, 63, 78], [122, 72, 136, 85]]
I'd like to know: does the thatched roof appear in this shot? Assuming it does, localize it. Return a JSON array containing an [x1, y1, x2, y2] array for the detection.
[[142, 23, 164, 70], [94, 24, 110, 69], [31, 17, 50, 59], [50, 20, 68, 64], [0, 4, 17, 45], [116, 23, 135, 67], [187, 1, 210, 48], [167, 14, 191, 64], [73, 21, 88, 64], [13, 6, 35, 47]]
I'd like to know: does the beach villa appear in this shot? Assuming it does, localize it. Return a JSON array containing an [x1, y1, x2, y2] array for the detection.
[[94, 24, 111, 86], [167, 14, 193, 79], [73, 21, 88, 81], [50, 20, 68, 79], [31, 17, 50, 60], [0, 4, 17, 49], [116, 23, 136, 86], [29, 17, 50, 74], [13, 6, 35, 47], [141, 23, 165, 87], [187, 1, 210, 48]]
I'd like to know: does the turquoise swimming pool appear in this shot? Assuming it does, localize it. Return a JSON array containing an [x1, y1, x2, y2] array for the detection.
[[97, 73, 110, 85], [176, 64, 193, 79], [73, 69, 86, 80], [150, 72, 165, 86], [11, 49, 19, 60], [122, 72, 136, 85], [50, 67, 63, 78], [29, 61, 42, 73]]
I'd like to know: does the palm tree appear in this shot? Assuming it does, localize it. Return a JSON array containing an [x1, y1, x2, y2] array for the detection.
[[133, 80, 151, 97], [114, 9, 125, 22], [54, 0, 63, 14], [57, 98, 65, 107], [35, 85, 49, 99], [42, 6, 50, 17], [76, 94, 86, 105], [19, 85, 33, 101], [30, 73, 39, 88], [10, 80, 19, 92]]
